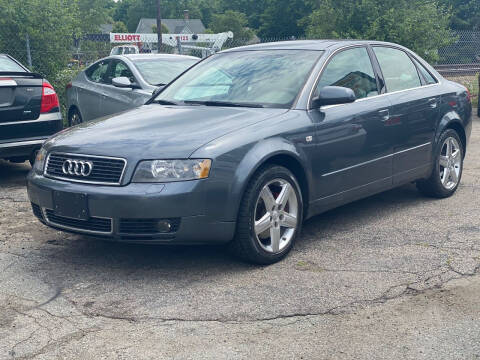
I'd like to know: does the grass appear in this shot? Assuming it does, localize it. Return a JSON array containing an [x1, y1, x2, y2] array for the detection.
[[444, 74, 479, 108]]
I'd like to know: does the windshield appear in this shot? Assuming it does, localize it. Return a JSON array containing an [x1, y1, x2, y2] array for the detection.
[[0, 55, 26, 72], [155, 50, 322, 108], [133, 58, 198, 86]]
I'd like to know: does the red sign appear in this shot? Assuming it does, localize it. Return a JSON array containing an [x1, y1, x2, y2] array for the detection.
[[113, 34, 141, 42]]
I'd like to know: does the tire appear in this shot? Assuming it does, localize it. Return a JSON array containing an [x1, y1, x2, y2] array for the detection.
[[417, 129, 464, 198], [68, 108, 83, 127], [29, 150, 38, 167], [229, 165, 303, 264]]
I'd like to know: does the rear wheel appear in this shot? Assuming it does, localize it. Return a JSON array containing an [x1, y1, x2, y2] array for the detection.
[[229, 165, 303, 264], [417, 129, 463, 198], [68, 108, 82, 127]]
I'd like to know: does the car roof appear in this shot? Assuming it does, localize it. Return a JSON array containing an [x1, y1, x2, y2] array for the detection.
[[119, 54, 199, 61], [220, 39, 404, 52]]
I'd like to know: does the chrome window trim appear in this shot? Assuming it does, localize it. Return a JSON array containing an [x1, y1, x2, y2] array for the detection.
[[0, 139, 45, 148], [44, 152, 127, 186], [322, 142, 431, 177], [42, 208, 113, 235], [307, 44, 442, 110]]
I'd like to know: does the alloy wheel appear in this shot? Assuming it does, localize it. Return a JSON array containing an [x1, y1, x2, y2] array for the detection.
[[439, 136, 462, 190], [254, 178, 299, 253]]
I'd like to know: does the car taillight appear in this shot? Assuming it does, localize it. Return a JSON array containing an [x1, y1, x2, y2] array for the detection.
[[466, 88, 471, 103], [66, 82, 72, 90], [40, 81, 59, 113]]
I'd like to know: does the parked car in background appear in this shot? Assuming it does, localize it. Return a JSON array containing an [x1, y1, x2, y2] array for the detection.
[[0, 54, 62, 165], [66, 54, 199, 126], [29, 40, 472, 264], [110, 45, 139, 56]]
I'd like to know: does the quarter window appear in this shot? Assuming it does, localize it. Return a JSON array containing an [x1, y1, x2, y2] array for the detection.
[[412, 58, 437, 85], [316, 47, 379, 100], [86, 60, 109, 83], [373, 47, 421, 92]]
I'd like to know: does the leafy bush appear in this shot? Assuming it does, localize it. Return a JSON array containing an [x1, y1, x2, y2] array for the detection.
[[51, 67, 84, 125]]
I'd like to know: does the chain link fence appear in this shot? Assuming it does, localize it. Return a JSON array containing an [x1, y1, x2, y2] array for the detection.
[[1, 32, 479, 112]]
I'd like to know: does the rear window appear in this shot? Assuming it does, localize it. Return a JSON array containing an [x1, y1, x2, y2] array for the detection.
[[373, 47, 421, 92], [0, 55, 26, 72]]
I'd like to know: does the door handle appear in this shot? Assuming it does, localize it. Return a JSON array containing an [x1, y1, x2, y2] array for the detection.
[[378, 109, 390, 122], [428, 98, 437, 109]]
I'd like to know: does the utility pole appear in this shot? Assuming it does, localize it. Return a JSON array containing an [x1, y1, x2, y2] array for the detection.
[[156, 0, 162, 50]]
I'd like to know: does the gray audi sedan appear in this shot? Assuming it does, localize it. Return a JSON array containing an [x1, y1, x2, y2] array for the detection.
[[28, 40, 472, 264], [65, 54, 198, 125]]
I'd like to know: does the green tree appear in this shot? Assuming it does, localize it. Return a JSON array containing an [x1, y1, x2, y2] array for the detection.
[[301, 0, 453, 62], [439, 0, 480, 30], [208, 10, 254, 39], [0, 0, 79, 79], [258, 0, 311, 38], [112, 21, 128, 33]]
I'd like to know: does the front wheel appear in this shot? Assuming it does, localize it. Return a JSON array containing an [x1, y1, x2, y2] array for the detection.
[[229, 165, 303, 264], [417, 129, 464, 198]]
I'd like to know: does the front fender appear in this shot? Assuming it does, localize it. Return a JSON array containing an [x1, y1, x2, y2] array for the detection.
[[219, 137, 313, 222]]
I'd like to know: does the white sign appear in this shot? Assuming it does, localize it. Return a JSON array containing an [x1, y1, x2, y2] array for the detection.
[[110, 32, 233, 47]]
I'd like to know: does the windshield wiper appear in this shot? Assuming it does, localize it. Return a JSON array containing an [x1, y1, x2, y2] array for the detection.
[[153, 99, 180, 105], [183, 100, 264, 108], [155, 83, 166, 86]]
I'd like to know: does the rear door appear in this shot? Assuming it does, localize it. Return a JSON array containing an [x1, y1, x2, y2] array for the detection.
[[310, 46, 394, 208], [77, 59, 110, 121], [372, 46, 439, 184], [97, 59, 148, 118]]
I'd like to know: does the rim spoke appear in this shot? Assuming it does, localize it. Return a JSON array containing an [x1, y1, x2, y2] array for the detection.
[[442, 167, 451, 185], [451, 149, 461, 163], [280, 211, 297, 228], [260, 186, 276, 211], [270, 226, 281, 252], [276, 183, 292, 208], [446, 139, 452, 157], [255, 213, 271, 235], [439, 155, 449, 168], [450, 167, 458, 183]]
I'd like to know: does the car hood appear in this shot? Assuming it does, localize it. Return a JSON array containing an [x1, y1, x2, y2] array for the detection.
[[46, 104, 288, 159]]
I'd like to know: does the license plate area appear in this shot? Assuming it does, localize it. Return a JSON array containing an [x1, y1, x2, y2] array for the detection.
[[53, 191, 89, 220]]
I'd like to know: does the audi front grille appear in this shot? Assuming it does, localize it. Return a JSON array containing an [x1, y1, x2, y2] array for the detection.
[[45, 153, 126, 185]]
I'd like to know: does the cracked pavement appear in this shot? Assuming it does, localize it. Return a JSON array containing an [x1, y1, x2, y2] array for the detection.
[[1, 112, 479, 359]]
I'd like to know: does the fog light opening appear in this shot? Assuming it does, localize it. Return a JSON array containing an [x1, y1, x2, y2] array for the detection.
[[156, 220, 172, 233]]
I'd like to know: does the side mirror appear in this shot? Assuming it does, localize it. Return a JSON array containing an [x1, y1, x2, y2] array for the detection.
[[312, 86, 356, 108], [112, 76, 134, 88]]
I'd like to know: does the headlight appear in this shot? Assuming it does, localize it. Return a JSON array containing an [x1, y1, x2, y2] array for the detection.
[[33, 148, 47, 174], [132, 159, 212, 183]]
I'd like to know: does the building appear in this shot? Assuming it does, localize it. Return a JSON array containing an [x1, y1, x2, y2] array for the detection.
[[136, 10, 206, 35]]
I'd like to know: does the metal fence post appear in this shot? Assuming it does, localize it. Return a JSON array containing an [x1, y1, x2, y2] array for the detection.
[[176, 36, 182, 55], [25, 34, 32, 68]]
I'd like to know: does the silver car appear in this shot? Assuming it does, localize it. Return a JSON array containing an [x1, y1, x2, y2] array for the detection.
[[66, 54, 199, 125]]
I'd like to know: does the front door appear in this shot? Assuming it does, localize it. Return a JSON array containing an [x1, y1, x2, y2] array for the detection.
[[309, 46, 394, 211], [98, 60, 147, 118]]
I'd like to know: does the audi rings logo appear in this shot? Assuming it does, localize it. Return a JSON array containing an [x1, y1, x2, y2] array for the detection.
[[62, 159, 94, 177]]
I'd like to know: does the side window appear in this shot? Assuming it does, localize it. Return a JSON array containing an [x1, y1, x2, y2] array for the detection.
[[316, 47, 378, 100], [412, 58, 437, 85], [108, 61, 135, 84], [373, 47, 421, 92], [86, 60, 109, 83]]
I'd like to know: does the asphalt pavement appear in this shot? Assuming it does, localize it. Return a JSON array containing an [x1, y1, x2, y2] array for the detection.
[[1, 112, 479, 359]]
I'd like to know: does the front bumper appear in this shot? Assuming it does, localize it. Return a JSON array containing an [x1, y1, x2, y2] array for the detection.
[[27, 172, 235, 244]]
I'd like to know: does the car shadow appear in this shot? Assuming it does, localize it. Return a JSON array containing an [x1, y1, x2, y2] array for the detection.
[[0, 160, 30, 187]]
